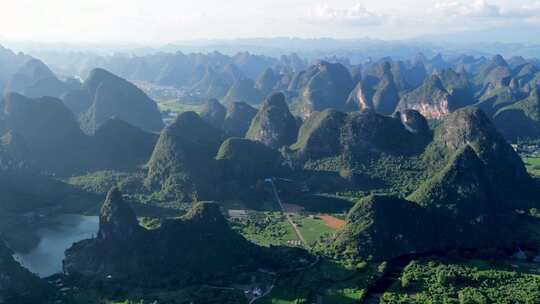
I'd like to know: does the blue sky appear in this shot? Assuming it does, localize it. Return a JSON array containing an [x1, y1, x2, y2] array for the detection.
[[0, 0, 539, 43]]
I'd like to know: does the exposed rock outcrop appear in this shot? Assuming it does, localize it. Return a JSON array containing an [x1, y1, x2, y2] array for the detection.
[[396, 75, 456, 120]]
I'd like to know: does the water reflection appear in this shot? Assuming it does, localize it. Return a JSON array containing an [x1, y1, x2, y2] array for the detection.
[[13, 214, 98, 278]]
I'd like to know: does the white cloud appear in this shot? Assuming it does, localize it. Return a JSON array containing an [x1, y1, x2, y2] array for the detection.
[[432, 0, 540, 20], [308, 3, 386, 26], [423, 0, 540, 31], [433, 0, 501, 18]]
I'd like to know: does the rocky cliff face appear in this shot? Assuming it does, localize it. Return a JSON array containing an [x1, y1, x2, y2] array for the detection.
[[246, 92, 299, 149], [345, 81, 373, 111], [436, 69, 475, 108], [346, 62, 400, 115], [397, 109, 431, 135], [397, 75, 456, 120]]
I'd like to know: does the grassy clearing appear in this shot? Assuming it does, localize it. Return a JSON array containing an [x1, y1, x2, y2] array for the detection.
[[523, 156, 540, 177], [290, 215, 339, 245]]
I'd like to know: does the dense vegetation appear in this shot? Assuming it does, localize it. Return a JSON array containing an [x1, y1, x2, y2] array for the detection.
[[2, 45, 540, 303]]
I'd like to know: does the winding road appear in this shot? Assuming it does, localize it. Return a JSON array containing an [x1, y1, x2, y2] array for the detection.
[[267, 178, 307, 246]]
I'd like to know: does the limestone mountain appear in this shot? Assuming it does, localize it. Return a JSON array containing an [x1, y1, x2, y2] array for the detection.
[[409, 146, 494, 247], [97, 188, 142, 241], [222, 101, 258, 137], [91, 118, 158, 171], [515, 63, 539, 83], [223, 78, 264, 104], [0, 93, 92, 175], [492, 89, 540, 141], [508, 56, 528, 69], [189, 64, 244, 100], [200, 98, 226, 129], [406, 60, 428, 88], [255, 67, 281, 95], [4, 59, 63, 97], [216, 137, 285, 183], [389, 61, 425, 91], [474, 55, 513, 91], [70, 68, 164, 134], [350, 66, 362, 84], [330, 107, 535, 261], [368, 70, 400, 115], [293, 61, 354, 117], [20, 76, 71, 99], [475, 86, 520, 117], [64, 190, 265, 284], [436, 69, 475, 107], [346, 62, 400, 115], [452, 55, 486, 75], [329, 195, 432, 261], [345, 81, 373, 112], [425, 107, 533, 209], [246, 92, 299, 149], [422, 53, 451, 74], [396, 75, 457, 120], [289, 108, 431, 162], [61, 88, 93, 116], [0, 93, 159, 175], [146, 111, 225, 201], [0, 46, 31, 93]]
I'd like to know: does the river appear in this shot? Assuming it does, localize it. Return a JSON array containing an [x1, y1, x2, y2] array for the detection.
[[12, 214, 99, 278]]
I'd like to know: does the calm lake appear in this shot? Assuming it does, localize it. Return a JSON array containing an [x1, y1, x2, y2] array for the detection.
[[13, 214, 99, 278]]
